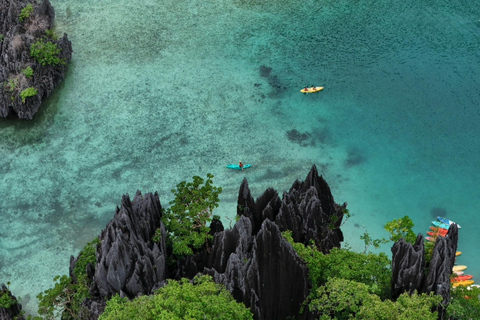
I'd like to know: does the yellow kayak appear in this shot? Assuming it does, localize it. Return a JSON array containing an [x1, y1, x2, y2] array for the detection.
[[300, 86, 324, 93], [453, 265, 467, 272], [452, 280, 474, 288], [456, 251, 462, 257]]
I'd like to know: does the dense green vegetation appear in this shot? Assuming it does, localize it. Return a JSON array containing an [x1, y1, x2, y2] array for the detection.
[[283, 230, 444, 319], [0, 284, 16, 309], [20, 87, 37, 103], [384, 216, 417, 244], [161, 173, 222, 257], [283, 231, 392, 301], [310, 278, 441, 320], [30, 39, 66, 66], [447, 285, 480, 319], [36, 238, 99, 320], [19, 3, 34, 22], [99, 275, 253, 320]]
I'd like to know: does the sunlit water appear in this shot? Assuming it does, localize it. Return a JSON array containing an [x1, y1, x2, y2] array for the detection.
[[1, 0, 479, 314]]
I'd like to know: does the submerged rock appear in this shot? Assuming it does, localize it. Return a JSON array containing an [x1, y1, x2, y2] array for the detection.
[[0, 0, 72, 119]]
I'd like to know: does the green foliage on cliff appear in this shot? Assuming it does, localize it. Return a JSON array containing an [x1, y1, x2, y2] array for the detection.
[[22, 66, 34, 78], [45, 29, 58, 40], [99, 275, 253, 320], [310, 278, 441, 320], [161, 173, 222, 257], [283, 230, 443, 319], [384, 215, 416, 244], [19, 4, 34, 22], [283, 231, 392, 300], [30, 39, 66, 66], [36, 238, 99, 319], [20, 87, 37, 103], [0, 287, 16, 309], [447, 286, 480, 319]]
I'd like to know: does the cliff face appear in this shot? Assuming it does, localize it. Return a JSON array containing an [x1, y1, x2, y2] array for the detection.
[[0, 0, 72, 119], [71, 191, 167, 318], [391, 224, 458, 320], [69, 165, 345, 319], [0, 284, 24, 320]]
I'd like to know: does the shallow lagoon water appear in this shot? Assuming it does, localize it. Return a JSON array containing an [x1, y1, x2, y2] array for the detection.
[[1, 0, 480, 314]]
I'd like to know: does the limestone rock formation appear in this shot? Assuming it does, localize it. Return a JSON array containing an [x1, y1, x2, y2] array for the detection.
[[75, 165, 344, 319], [0, 0, 72, 119], [206, 217, 313, 320], [69, 191, 167, 319], [91, 191, 167, 299], [391, 234, 425, 298], [0, 284, 24, 320], [391, 224, 458, 320], [237, 164, 345, 254], [175, 165, 345, 319]]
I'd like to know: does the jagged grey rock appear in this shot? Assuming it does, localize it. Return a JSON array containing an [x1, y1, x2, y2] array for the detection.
[[75, 165, 345, 319], [391, 234, 425, 298], [391, 224, 458, 320], [90, 191, 167, 300], [207, 217, 313, 320], [238, 164, 345, 254], [0, 0, 72, 119]]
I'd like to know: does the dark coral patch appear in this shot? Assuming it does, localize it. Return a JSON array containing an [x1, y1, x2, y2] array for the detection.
[[286, 129, 313, 146], [259, 65, 272, 78], [344, 147, 365, 168]]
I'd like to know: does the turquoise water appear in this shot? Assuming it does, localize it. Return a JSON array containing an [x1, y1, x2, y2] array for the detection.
[[1, 0, 480, 314]]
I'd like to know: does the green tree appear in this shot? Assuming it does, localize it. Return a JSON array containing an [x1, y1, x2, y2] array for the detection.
[[36, 238, 99, 319], [99, 275, 253, 320], [356, 291, 441, 320], [309, 278, 374, 319], [0, 287, 16, 309], [309, 278, 440, 320], [283, 231, 392, 300], [447, 285, 480, 319], [384, 216, 416, 244], [30, 39, 66, 66], [162, 174, 222, 257]]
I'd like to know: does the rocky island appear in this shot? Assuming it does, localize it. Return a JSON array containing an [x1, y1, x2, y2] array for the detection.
[[0, 165, 465, 319], [0, 0, 72, 119]]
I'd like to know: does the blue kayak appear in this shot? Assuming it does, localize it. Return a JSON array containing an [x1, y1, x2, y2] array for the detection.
[[437, 216, 462, 228], [432, 221, 450, 230], [226, 164, 252, 170]]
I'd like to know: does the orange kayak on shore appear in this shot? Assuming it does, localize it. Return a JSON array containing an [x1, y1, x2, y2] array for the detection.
[[429, 226, 448, 235], [453, 280, 474, 288], [451, 275, 474, 282]]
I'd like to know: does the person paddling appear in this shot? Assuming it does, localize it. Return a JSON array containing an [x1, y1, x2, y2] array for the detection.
[[239, 161, 244, 170]]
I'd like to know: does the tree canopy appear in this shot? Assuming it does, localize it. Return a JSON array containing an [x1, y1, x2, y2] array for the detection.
[[99, 275, 253, 320]]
